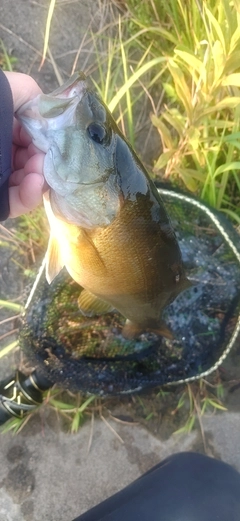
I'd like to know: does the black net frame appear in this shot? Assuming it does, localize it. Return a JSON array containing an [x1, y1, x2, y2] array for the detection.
[[19, 187, 240, 395]]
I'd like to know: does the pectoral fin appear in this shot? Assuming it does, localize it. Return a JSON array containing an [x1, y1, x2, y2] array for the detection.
[[45, 235, 64, 284], [78, 289, 114, 317]]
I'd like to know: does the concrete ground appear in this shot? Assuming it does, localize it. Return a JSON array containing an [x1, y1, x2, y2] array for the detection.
[[0, 1, 240, 520], [0, 409, 239, 521]]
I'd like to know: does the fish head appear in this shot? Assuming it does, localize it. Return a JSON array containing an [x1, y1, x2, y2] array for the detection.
[[17, 73, 121, 228]]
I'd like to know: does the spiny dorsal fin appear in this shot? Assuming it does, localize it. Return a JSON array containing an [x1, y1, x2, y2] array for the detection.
[[45, 235, 64, 284], [78, 289, 114, 317]]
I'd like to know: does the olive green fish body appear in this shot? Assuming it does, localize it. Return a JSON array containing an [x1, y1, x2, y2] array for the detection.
[[17, 73, 189, 337]]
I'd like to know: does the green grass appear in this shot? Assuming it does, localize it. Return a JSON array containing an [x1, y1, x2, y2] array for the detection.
[[0, 388, 96, 435], [0, 207, 48, 359], [0, 39, 17, 71], [124, 0, 240, 223], [172, 379, 227, 451], [88, 20, 168, 151], [48, 393, 96, 433], [39, 0, 240, 223], [0, 375, 228, 438]]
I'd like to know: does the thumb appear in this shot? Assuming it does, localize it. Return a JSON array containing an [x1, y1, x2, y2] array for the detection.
[[3, 72, 42, 113]]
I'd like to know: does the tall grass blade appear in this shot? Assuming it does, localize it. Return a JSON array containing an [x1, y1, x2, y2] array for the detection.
[[39, 0, 56, 70], [0, 340, 19, 359]]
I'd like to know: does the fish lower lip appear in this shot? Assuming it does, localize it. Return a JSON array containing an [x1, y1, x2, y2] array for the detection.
[[56, 177, 110, 187], [47, 177, 108, 192], [80, 173, 111, 185], [49, 178, 108, 186]]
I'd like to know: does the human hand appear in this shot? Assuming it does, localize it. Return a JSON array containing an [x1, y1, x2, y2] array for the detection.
[[4, 72, 47, 218]]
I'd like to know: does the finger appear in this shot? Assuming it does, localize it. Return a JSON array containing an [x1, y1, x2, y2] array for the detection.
[[28, 143, 44, 156], [23, 152, 45, 176], [4, 72, 42, 112], [12, 147, 30, 171], [9, 170, 48, 198], [12, 142, 44, 171], [9, 173, 44, 218], [12, 119, 32, 147], [11, 152, 45, 184], [9, 168, 27, 187]]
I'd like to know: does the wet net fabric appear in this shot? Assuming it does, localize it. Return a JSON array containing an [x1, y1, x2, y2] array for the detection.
[[19, 188, 240, 395]]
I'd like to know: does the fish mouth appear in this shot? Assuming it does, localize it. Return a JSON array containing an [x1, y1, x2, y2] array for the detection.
[[16, 73, 88, 148], [15, 73, 88, 157], [75, 171, 113, 186], [40, 72, 88, 114], [47, 72, 87, 100]]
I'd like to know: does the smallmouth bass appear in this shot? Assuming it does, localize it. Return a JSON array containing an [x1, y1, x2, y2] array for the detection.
[[17, 73, 190, 338]]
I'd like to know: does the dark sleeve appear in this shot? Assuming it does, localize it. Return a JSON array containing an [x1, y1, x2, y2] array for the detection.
[[0, 69, 13, 220], [73, 452, 240, 521]]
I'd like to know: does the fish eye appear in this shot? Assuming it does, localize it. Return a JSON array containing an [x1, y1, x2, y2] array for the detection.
[[87, 122, 107, 144]]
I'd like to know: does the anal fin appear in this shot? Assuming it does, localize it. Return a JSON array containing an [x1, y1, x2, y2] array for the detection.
[[78, 289, 115, 317]]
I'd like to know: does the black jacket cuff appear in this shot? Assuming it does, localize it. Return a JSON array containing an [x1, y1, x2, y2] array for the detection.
[[0, 69, 13, 220]]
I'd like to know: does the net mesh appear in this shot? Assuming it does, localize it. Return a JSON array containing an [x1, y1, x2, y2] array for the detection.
[[19, 187, 240, 395]]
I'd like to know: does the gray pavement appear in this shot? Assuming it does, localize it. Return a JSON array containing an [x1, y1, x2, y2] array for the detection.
[[0, 409, 240, 521], [0, 416, 198, 521]]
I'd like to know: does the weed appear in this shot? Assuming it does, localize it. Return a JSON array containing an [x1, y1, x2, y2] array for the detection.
[[0, 39, 17, 71], [39, 0, 240, 224], [89, 19, 167, 151], [25, 0, 240, 219], [0, 340, 19, 360], [0, 207, 48, 359], [39, 0, 56, 70], [48, 392, 96, 434], [0, 387, 96, 435], [0, 415, 31, 435], [125, 0, 240, 222], [173, 379, 227, 450]]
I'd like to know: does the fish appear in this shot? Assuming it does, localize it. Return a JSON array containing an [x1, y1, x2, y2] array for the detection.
[[17, 72, 190, 338]]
